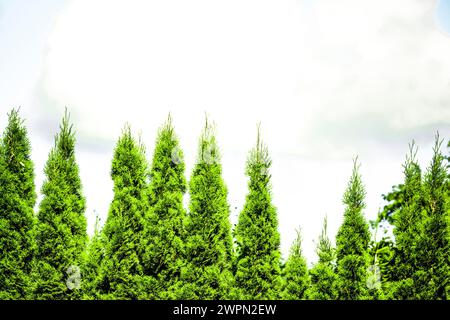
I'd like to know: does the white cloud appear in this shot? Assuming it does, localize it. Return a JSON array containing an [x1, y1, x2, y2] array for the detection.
[[39, 0, 450, 262]]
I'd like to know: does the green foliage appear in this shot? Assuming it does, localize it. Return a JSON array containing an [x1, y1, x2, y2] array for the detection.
[[336, 159, 371, 300], [282, 229, 310, 300], [379, 184, 404, 225], [0, 110, 447, 301], [0, 109, 37, 300], [178, 120, 234, 300], [389, 142, 425, 299], [414, 135, 450, 300], [81, 215, 105, 300], [307, 217, 339, 300], [143, 116, 187, 300], [368, 227, 394, 297], [96, 127, 150, 300], [34, 110, 88, 300], [234, 128, 282, 300]]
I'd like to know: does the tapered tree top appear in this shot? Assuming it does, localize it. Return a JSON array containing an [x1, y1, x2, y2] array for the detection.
[[343, 158, 366, 210], [289, 229, 304, 257], [282, 228, 309, 300], [196, 115, 221, 165], [337, 158, 370, 259], [35, 109, 87, 300], [403, 141, 422, 196], [235, 125, 282, 300], [307, 217, 339, 300], [42, 109, 83, 194], [149, 114, 187, 202], [247, 123, 271, 176], [388, 141, 425, 299], [393, 141, 423, 246], [110, 125, 148, 191], [316, 217, 334, 264], [179, 117, 234, 299], [336, 158, 370, 300], [1, 108, 36, 206], [144, 115, 187, 299], [97, 125, 149, 300], [56, 109, 76, 158], [423, 134, 446, 203]]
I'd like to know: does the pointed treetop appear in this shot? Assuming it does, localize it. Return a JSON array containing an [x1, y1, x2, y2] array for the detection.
[[155, 113, 177, 141], [430, 131, 444, 162], [204, 111, 209, 131], [424, 131, 446, 191], [165, 112, 173, 131], [248, 123, 271, 170], [202, 113, 216, 141], [198, 114, 219, 165], [406, 140, 418, 165], [316, 216, 334, 263], [122, 122, 132, 136], [6, 107, 23, 127], [4, 108, 25, 144], [115, 124, 134, 153], [343, 157, 366, 208], [290, 228, 304, 257], [427, 132, 445, 172], [55, 108, 76, 159], [137, 130, 146, 154], [255, 122, 266, 160], [256, 122, 261, 151], [117, 124, 146, 153], [3, 108, 30, 162]]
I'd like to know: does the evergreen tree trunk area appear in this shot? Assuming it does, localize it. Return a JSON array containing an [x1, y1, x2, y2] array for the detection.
[[0, 109, 449, 300]]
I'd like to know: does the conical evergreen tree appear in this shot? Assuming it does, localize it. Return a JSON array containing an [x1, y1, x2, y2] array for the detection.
[[96, 127, 150, 300], [234, 126, 282, 300], [282, 229, 310, 300], [0, 109, 37, 300], [178, 119, 234, 300], [336, 159, 371, 300], [34, 110, 88, 300], [143, 116, 187, 300], [414, 134, 450, 300], [307, 217, 339, 300], [390, 142, 425, 299]]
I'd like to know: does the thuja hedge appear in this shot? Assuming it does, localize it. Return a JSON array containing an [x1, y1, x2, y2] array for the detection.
[[0, 109, 449, 300]]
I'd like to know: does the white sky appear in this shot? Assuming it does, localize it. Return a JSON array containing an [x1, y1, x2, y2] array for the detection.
[[1, 0, 449, 264]]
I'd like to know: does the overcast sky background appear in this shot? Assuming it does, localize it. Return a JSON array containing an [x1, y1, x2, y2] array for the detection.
[[1, 0, 449, 264]]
